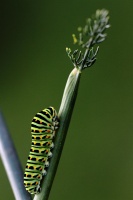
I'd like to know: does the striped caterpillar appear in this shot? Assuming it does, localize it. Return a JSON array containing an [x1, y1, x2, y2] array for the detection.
[[24, 107, 59, 194]]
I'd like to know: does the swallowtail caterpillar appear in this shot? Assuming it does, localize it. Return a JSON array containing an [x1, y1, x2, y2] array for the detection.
[[24, 107, 59, 194]]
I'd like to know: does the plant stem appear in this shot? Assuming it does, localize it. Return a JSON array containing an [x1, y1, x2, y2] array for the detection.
[[0, 112, 32, 200], [34, 67, 81, 200], [34, 8, 110, 200]]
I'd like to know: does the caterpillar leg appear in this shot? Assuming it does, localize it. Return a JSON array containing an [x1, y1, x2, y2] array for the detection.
[[35, 183, 41, 194], [42, 168, 47, 176], [45, 160, 49, 168]]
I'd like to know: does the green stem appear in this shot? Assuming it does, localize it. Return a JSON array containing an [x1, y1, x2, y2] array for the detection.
[[34, 9, 110, 200], [0, 112, 32, 200], [33, 67, 81, 200]]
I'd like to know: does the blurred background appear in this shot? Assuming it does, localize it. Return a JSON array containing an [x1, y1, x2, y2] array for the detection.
[[0, 0, 132, 199]]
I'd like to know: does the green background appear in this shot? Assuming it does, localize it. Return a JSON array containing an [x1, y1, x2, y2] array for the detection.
[[0, 0, 132, 200]]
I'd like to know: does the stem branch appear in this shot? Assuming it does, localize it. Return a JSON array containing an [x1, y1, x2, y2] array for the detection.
[[0, 112, 32, 200]]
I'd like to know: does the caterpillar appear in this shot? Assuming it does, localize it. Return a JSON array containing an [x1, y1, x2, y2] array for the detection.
[[24, 106, 59, 194]]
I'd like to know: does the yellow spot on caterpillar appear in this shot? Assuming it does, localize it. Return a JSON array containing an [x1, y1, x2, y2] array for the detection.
[[45, 150, 48, 153], [39, 130, 42, 133]]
